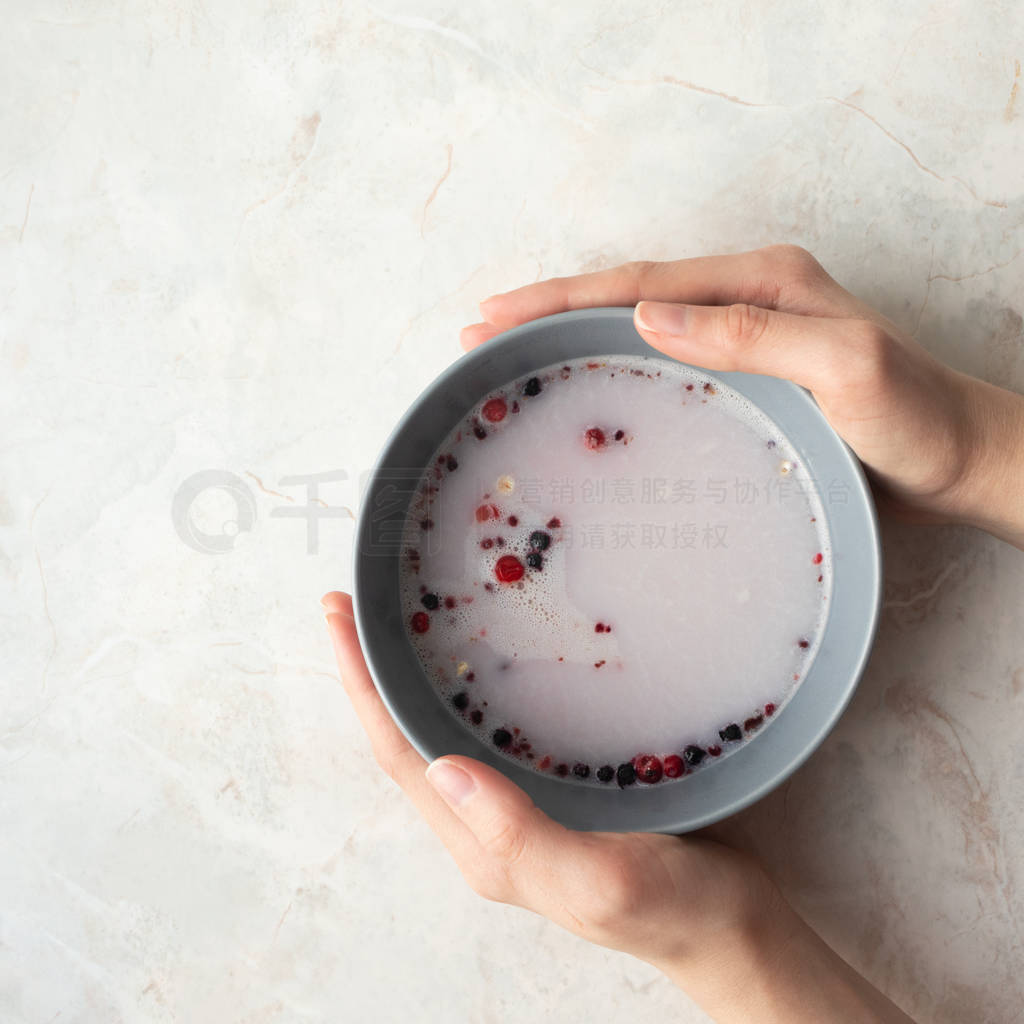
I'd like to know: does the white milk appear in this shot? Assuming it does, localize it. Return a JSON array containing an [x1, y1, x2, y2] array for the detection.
[[400, 356, 829, 784]]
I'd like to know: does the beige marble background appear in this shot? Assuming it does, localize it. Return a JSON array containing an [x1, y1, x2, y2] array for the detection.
[[2, 2, 1023, 1021]]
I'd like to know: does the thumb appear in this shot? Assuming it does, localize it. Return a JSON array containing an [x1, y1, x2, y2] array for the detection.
[[634, 299, 881, 394], [425, 756, 575, 872]]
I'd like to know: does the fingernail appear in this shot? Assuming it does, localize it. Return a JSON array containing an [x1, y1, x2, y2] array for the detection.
[[635, 301, 689, 336], [426, 759, 477, 807]]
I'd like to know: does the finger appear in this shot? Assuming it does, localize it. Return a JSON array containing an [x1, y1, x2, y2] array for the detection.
[[459, 321, 502, 351], [633, 299, 886, 397], [322, 592, 481, 858], [425, 754, 592, 910], [479, 247, 853, 330]]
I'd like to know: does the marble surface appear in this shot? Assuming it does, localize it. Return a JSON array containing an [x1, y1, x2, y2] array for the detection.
[[2, 2, 1023, 1021]]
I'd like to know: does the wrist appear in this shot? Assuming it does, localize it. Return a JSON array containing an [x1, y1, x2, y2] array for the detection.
[[950, 373, 1024, 549], [647, 877, 799, 1019], [652, 886, 914, 1023]]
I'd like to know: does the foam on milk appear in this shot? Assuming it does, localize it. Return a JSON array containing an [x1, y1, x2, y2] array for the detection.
[[400, 355, 830, 783]]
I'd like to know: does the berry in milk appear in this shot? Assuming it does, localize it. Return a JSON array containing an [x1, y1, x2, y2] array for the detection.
[[401, 356, 830, 786]]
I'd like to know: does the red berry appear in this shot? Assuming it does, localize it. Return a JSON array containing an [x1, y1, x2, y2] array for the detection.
[[584, 427, 606, 450], [707, 745, 722, 757], [765, 702, 776, 716], [546, 517, 561, 529], [480, 538, 493, 549], [798, 639, 810, 649], [634, 755, 663, 784], [494, 555, 525, 583], [475, 503, 499, 522], [663, 755, 684, 778], [410, 612, 430, 634], [482, 397, 507, 423], [508, 515, 519, 526], [812, 552, 823, 565], [614, 429, 624, 441]]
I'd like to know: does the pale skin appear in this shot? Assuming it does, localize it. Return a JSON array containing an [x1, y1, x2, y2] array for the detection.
[[324, 246, 1024, 1023]]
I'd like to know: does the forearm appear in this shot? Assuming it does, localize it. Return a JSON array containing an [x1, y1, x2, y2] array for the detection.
[[653, 896, 915, 1024], [955, 374, 1024, 550]]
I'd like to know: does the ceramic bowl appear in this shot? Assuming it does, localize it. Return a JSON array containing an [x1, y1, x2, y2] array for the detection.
[[353, 308, 881, 833]]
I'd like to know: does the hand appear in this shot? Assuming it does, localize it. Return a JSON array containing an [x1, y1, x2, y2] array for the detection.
[[462, 246, 1024, 549], [321, 594, 772, 963], [323, 591, 914, 1022]]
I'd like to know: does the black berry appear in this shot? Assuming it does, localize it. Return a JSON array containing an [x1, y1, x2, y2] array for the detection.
[[470, 709, 483, 725], [526, 552, 543, 570], [555, 763, 569, 777], [572, 763, 591, 779], [452, 691, 469, 711], [683, 745, 707, 767], [446, 455, 458, 471], [523, 377, 542, 396], [473, 423, 487, 440], [529, 530, 551, 551], [492, 728, 512, 748], [421, 593, 439, 610], [719, 723, 742, 742], [596, 765, 615, 783], [616, 763, 637, 787]]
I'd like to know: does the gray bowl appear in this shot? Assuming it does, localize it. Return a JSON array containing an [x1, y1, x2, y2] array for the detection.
[[353, 307, 881, 834]]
